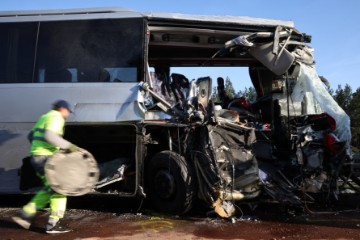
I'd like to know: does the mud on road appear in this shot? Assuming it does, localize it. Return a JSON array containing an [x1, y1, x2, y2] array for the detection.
[[1, 194, 360, 240]]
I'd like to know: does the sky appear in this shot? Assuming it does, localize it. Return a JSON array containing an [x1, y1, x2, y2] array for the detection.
[[1, 0, 359, 93]]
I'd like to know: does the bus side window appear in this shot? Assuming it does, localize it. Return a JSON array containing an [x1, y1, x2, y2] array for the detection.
[[0, 23, 37, 83], [34, 19, 144, 84]]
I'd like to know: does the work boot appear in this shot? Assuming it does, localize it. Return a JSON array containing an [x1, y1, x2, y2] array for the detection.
[[12, 210, 34, 230], [46, 220, 72, 234]]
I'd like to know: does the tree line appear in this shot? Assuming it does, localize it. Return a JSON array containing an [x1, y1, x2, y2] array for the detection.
[[212, 77, 360, 151], [331, 84, 360, 152], [212, 77, 257, 103]]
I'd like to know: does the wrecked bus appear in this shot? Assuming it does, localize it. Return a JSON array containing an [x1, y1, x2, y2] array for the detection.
[[0, 8, 355, 217]]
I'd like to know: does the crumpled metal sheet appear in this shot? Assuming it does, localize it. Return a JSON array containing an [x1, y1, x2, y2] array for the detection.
[[292, 63, 351, 153], [249, 41, 295, 75]]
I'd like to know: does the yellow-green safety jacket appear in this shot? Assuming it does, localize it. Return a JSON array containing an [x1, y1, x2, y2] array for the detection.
[[30, 110, 65, 156]]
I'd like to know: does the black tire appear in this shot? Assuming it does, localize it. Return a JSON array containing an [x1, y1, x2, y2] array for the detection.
[[146, 150, 195, 215]]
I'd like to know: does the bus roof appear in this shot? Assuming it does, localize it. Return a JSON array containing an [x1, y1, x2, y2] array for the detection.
[[0, 7, 294, 28]]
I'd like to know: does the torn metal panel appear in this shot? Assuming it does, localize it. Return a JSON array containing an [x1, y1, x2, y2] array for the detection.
[[187, 123, 259, 218], [96, 158, 129, 189], [222, 28, 311, 76], [249, 41, 295, 75], [292, 45, 315, 65], [189, 77, 212, 109], [208, 124, 258, 190], [292, 63, 351, 152]]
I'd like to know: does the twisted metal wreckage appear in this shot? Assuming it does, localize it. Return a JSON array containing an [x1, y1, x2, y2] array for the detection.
[[38, 21, 355, 218], [135, 26, 354, 218], [0, 9, 356, 218]]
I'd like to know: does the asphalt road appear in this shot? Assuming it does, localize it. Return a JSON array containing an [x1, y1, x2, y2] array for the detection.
[[1, 194, 360, 240]]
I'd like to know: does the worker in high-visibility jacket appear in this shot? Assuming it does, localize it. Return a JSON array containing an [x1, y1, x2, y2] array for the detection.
[[12, 100, 78, 234]]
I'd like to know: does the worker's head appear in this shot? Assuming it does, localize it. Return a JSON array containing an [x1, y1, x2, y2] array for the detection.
[[52, 100, 73, 119]]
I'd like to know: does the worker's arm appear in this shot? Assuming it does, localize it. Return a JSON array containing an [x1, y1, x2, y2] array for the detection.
[[27, 131, 34, 143], [44, 130, 72, 149]]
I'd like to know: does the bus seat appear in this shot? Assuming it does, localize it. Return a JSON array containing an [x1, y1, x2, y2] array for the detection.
[[99, 69, 111, 82], [44, 68, 72, 83]]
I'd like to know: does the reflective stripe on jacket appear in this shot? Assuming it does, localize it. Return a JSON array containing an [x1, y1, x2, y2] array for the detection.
[[30, 110, 65, 156]]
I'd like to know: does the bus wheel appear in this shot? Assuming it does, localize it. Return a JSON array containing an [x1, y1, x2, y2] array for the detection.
[[146, 150, 195, 215]]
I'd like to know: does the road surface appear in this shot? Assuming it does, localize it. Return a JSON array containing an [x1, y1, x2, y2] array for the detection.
[[1, 194, 360, 240]]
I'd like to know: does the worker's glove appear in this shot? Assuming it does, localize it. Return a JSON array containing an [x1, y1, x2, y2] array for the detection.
[[68, 144, 79, 153]]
